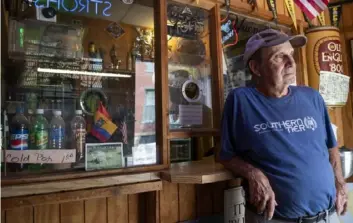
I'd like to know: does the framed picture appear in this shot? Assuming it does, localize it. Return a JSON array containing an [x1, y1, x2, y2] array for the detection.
[[85, 142, 124, 171]]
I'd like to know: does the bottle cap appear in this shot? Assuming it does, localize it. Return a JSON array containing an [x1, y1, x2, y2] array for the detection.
[[75, 110, 83, 115], [36, 109, 44, 114], [53, 110, 62, 116]]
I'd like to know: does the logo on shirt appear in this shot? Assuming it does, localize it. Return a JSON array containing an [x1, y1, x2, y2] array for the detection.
[[253, 116, 317, 134]]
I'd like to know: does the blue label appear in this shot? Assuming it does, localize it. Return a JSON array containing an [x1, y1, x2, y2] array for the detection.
[[50, 128, 65, 148]]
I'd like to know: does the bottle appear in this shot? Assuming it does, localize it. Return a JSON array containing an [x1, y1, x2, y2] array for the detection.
[[49, 110, 67, 169], [71, 110, 86, 163], [50, 110, 65, 150], [8, 107, 30, 172], [27, 109, 34, 125], [29, 109, 49, 171]]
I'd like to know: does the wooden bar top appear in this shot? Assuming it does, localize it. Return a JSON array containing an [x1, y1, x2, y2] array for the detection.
[[161, 157, 237, 184]]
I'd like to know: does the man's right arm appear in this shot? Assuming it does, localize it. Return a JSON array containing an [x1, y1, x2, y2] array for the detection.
[[219, 91, 276, 220]]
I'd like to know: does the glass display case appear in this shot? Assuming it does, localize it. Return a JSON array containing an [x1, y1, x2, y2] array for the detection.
[[167, 1, 213, 130], [1, 0, 162, 177]]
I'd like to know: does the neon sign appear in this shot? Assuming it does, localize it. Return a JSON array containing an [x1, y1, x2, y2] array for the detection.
[[34, 0, 112, 17]]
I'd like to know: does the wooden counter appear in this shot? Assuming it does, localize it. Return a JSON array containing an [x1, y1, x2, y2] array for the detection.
[[161, 157, 239, 184]]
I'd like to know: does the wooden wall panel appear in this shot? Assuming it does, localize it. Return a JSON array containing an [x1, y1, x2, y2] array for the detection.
[[178, 184, 196, 221], [128, 195, 139, 223], [341, 3, 353, 149], [196, 184, 213, 217], [6, 207, 33, 223], [85, 198, 107, 223], [34, 204, 59, 223], [60, 201, 84, 223], [107, 195, 129, 223], [159, 181, 179, 223], [2, 210, 5, 223]]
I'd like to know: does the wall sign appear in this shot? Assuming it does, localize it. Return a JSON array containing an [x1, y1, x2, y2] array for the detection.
[[34, 0, 112, 17], [314, 36, 343, 74], [221, 17, 238, 48]]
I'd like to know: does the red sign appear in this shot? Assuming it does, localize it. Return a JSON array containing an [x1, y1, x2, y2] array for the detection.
[[314, 37, 343, 74]]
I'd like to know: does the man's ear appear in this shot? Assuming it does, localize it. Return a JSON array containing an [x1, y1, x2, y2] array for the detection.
[[248, 60, 261, 77]]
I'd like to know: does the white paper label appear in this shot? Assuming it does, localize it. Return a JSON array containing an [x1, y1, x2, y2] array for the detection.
[[179, 105, 203, 125], [132, 143, 156, 166], [319, 71, 350, 106], [1, 149, 76, 164]]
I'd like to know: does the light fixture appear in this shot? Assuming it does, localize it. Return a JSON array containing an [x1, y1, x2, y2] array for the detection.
[[37, 68, 132, 78]]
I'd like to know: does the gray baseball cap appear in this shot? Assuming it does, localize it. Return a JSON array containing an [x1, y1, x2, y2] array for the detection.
[[243, 29, 307, 65]]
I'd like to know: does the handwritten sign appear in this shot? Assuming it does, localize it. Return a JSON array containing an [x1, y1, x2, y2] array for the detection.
[[319, 71, 350, 106], [1, 149, 76, 164], [34, 0, 112, 17]]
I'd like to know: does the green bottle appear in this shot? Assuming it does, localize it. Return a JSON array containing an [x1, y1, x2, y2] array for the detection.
[[29, 109, 49, 171]]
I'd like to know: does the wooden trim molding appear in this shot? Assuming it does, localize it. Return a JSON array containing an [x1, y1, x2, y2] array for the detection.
[[1, 181, 163, 210], [2, 172, 160, 197]]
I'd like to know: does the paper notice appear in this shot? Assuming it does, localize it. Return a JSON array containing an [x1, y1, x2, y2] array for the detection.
[[132, 143, 157, 166], [179, 105, 203, 125], [331, 123, 338, 141], [319, 71, 350, 106]]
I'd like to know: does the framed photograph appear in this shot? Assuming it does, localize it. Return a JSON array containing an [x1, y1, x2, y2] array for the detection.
[[85, 142, 124, 171]]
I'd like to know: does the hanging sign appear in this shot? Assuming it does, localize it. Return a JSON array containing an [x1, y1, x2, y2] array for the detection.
[[34, 0, 113, 17], [221, 17, 238, 48], [329, 5, 342, 27], [285, 0, 297, 30], [318, 12, 326, 26], [314, 36, 343, 74], [267, 0, 278, 21]]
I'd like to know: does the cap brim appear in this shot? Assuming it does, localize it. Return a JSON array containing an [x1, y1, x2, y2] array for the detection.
[[289, 35, 307, 48]]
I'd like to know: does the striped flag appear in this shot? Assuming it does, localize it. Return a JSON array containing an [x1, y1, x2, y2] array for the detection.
[[294, 0, 329, 20]]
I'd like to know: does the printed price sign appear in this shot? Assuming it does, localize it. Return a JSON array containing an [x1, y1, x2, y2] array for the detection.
[[1, 149, 76, 164]]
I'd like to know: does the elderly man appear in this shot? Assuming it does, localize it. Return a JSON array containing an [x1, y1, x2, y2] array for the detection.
[[219, 29, 348, 223]]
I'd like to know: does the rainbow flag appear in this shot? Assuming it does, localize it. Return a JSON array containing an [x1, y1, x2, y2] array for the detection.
[[91, 102, 117, 142]]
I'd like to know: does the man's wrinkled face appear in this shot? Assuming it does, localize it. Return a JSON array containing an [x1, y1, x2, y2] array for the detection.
[[253, 42, 296, 87]]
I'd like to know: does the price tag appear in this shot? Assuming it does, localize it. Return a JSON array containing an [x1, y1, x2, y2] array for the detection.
[[1, 150, 76, 164]]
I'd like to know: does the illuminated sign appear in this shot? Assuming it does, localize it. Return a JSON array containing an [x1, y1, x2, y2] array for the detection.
[[34, 0, 112, 17]]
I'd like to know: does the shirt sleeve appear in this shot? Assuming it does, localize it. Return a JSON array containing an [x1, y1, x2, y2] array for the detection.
[[318, 94, 338, 149], [219, 91, 239, 161]]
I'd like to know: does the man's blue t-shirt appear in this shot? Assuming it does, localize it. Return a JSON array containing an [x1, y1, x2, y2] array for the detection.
[[220, 86, 337, 218]]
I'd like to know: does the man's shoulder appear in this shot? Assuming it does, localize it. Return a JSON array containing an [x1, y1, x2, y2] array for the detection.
[[228, 87, 253, 97], [292, 86, 321, 98]]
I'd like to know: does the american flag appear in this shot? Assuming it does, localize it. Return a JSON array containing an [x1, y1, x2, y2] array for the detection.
[[294, 0, 329, 20], [118, 119, 128, 144]]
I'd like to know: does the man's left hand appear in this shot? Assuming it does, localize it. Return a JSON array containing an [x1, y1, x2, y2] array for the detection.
[[336, 181, 348, 215]]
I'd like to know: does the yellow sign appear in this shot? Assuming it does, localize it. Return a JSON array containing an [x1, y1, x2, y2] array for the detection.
[[285, 0, 297, 30], [318, 12, 326, 26]]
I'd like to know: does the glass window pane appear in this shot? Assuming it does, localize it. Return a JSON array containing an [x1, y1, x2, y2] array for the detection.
[[167, 1, 213, 130], [2, 0, 158, 176], [220, 12, 292, 99]]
